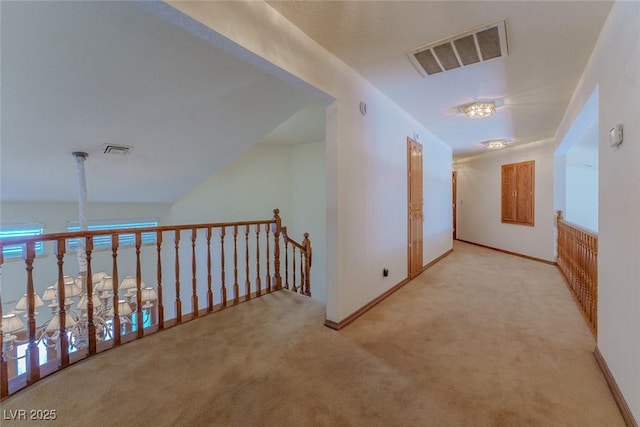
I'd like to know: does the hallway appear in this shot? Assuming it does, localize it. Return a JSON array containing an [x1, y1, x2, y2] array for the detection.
[[1, 242, 623, 426]]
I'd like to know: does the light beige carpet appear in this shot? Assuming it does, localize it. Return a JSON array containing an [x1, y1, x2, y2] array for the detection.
[[0, 241, 624, 426]]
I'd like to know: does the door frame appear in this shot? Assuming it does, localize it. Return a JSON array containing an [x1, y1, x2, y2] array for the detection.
[[452, 170, 457, 240], [407, 137, 423, 279]]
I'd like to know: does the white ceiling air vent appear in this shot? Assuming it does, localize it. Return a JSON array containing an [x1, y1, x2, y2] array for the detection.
[[407, 19, 509, 77], [102, 144, 132, 156]]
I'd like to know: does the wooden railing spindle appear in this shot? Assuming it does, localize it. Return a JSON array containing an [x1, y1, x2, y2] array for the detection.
[[135, 232, 143, 338], [265, 224, 271, 293], [55, 239, 70, 366], [299, 247, 304, 294], [220, 227, 227, 308], [233, 225, 239, 304], [111, 234, 121, 345], [191, 228, 198, 318], [156, 231, 164, 329], [284, 230, 290, 290], [273, 209, 282, 291], [174, 230, 182, 324], [255, 225, 262, 297], [303, 233, 312, 297], [292, 246, 297, 292], [245, 225, 251, 301], [24, 243, 41, 380], [85, 237, 97, 355], [206, 227, 213, 312]]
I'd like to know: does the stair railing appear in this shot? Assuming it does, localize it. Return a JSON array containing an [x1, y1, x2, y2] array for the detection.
[[0, 209, 311, 399], [556, 210, 598, 337]]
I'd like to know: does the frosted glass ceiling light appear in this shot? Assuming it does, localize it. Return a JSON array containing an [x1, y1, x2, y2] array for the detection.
[[483, 140, 508, 150], [463, 101, 496, 119]]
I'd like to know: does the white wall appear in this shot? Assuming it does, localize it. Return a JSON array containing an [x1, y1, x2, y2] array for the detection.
[[291, 142, 327, 302], [165, 1, 453, 322], [0, 201, 170, 324], [553, 0, 640, 420], [565, 161, 598, 232], [555, 86, 599, 232], [166, 144, 293, 224], [166, 141, 327, 309], [454, 141, 556, 262]]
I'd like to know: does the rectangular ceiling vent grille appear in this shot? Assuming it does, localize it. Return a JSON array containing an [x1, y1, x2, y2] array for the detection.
[[103, 144, 132, 156], [407, 19, 509, 77]]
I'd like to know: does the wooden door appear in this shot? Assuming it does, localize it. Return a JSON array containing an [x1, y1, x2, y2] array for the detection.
[[452, 171, 457, 240], [501, 164, 517, 222], [407, 138, 423, 279], [501, 160, 535, 226], [516, 161, 534, 225]]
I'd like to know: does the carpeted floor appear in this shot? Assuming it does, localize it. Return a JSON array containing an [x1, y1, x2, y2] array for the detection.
[[0, 241, 624, 426]]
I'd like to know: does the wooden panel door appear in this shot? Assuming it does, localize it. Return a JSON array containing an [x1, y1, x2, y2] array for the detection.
[[516, 161, 535, 225], [407, 138, 423, 279], [501, 160, 535, 226], [501, 164, 517, 223]]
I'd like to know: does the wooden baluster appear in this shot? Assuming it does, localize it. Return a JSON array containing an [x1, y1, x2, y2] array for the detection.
[[292, 246, 297, 293], [85, 237, 97, 355], [55, 239, 70, 366], [135, 232, 143, 338], [191, 228, 198, 318], [233, 225, 239, 304], [220, 227, 227, 308], [0, 249, 8, 399], [174, 230, 182, 324], [255, 225, 262, 297], [299, 246, 304, 294], [284, 232, 290, 290], [303, 233, 312, 297], [594, 235, 598, 332], [245, 225, 251, 301], [265, 224, 271, 293], [111, 234, 121, 345], [206, 227, 213, 312], [156, 231, 164, 329], [22, 242, 40, 384], [273, 209, 282, 291]]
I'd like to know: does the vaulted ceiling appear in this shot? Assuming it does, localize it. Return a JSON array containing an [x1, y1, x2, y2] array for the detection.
[[1, 1, 613, 203], [1, 1, 326, 203]]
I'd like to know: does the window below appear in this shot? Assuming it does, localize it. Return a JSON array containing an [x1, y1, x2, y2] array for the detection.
[[0, 224, 45, 259], [66, 219, 158, 251]]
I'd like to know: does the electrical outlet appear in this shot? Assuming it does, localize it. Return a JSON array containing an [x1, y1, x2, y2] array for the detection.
[[383, 268, 389, 277]]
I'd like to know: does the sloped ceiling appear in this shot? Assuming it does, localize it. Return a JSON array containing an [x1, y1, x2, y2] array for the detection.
[[1, 1, 325, 203]]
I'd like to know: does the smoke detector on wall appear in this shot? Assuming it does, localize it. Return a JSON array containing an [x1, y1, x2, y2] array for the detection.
[[407, 19, 509, 77]]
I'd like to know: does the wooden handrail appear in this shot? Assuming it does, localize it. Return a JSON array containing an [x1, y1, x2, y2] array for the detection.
[[0, 209, 311, 400], [556, 210, 598, 337], [0, 219, 276, 246]]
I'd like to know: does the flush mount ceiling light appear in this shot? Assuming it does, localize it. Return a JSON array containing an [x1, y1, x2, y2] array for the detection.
[[463, 101, 496, 119], [483, 140, 508, 150]]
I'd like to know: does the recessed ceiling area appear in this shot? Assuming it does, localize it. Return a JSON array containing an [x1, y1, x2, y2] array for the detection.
[[1, 1, 327, 203]]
